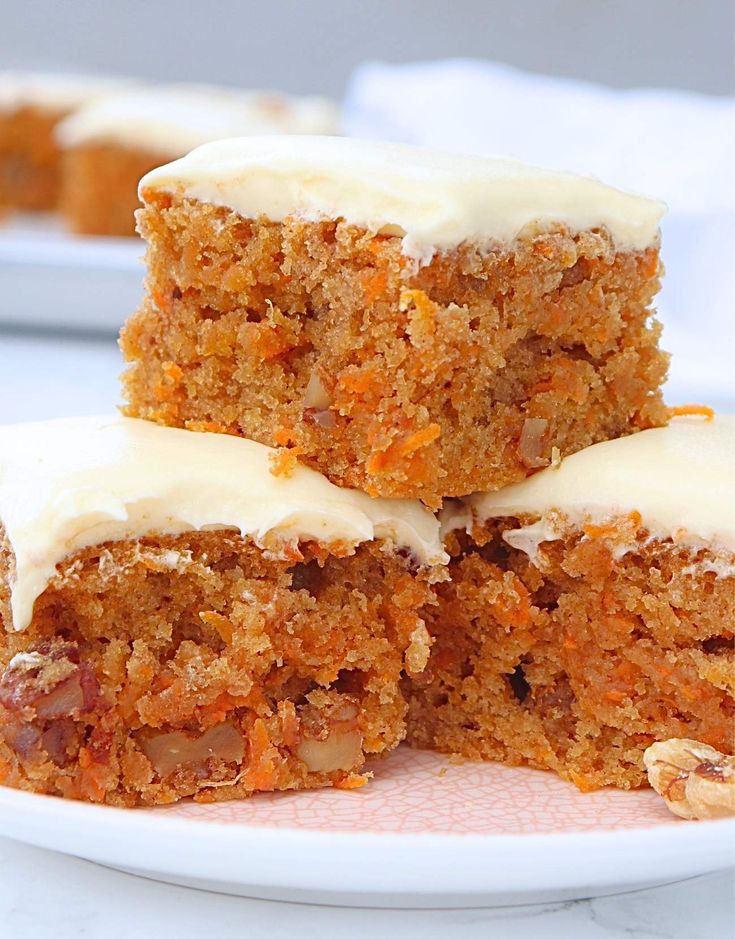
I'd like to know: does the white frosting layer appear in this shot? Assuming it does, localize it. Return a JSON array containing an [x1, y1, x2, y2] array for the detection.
[[0, 71, 134, 114], [56, 87, 339, 155], [140, 136, 665, 260], [0, 416, 445, 632], [469, 415, 735, 555]]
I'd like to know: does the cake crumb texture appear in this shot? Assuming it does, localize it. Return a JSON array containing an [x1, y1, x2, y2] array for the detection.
[[0, 529, 432, 805], [406, 521, 734, 790], [121, 197, 669, 505]]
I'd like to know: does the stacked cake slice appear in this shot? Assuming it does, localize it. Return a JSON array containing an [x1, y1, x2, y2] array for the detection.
[[121, 136, 668, 507], [0, 417, 445, 805], [410, 415, 735, 790], [0, 136, 731, 810]]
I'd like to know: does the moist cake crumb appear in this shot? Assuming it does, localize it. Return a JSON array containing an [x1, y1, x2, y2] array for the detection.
[[121, 137, 669, 506]]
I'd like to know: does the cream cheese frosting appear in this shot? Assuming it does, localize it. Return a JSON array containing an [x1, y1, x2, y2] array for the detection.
[[140, 135, 665, 261], [56, 87, 339, 155], [0, 71, 135, 113], [467, 415, 735, 556], [0, 416, 445, 632]]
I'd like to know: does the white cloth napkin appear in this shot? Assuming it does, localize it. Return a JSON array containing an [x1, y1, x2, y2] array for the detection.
[[345, 59, 735, 406]]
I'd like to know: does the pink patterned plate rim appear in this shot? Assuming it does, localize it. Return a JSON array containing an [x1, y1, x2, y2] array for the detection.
[[147, 746, 681, 836], [1, 746, 732, 905]]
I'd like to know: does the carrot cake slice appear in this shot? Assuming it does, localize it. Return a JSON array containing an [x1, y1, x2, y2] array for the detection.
[[120, 136, 669, 506], [407, 414, 735, 790], [0, 72, 131, 212], [0, 416, 444, 806], [56, 87, 339, 236]]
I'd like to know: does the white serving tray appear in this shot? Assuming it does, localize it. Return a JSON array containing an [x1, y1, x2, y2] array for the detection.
[[0, 215, 144, 334]]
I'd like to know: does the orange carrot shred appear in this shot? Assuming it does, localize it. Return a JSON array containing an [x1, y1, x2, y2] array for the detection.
[[269, 447, 302, 478], [667, 404, 715, 421], [367, 424, 441, 474], [334, 773, 369, 790]]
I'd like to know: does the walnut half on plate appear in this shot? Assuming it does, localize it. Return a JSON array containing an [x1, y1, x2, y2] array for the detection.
[[644, 738, 735, 820]]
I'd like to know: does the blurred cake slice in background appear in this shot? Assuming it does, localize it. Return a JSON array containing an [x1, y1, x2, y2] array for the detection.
[[56, 86, 340, 236], [122, 135, 669, 505], [408, 414, 735, 790], [0, 71, 134, 213], [0, 415, 444, 805]]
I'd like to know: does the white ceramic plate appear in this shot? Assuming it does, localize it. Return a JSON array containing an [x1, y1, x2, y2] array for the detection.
[[0, 215, 142, 333], [0, 747, 732, 908]]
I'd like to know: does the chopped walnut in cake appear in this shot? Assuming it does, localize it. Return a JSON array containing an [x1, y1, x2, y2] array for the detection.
[[644, 738, 735, 820]]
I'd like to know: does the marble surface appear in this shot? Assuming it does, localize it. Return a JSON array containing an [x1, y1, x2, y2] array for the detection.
[[0, 332, 733, 937], [0, 837, 732, 939]]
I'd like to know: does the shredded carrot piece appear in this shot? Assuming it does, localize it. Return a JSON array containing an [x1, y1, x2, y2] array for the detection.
[[278, 701, 300, 751], [337, 366, 380, 397], [400, 288, 438, 348], [153, 360, 185, 403], [269, 447, 302, 478], [253, 327, 297, 361], [367, 424, 441, 474], [361, 269, 388, 304], [245, 719, 277, 790], [667, 404, 715, 421], [274, 425, 296, 447], [584, 511, 641, 541], [604, 690, 627, 704], [185, 419, 234, 435], [334, 773, 369, 791], [200, 611, 234, 645], [78, 748, 107, 802], [568, 770, 600, 793]]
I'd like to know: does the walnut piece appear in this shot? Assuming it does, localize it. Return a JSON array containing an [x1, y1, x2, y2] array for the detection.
[[517, 418, 550, 469], [0, 642, 101, 717], [644, 738, 735, 820], [296, 728, 363, 774], [140, 722, 245, 778], [303, 370, 332, 410]]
